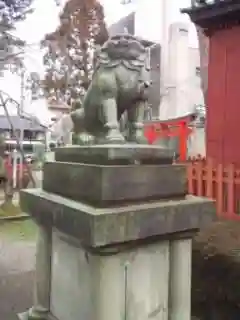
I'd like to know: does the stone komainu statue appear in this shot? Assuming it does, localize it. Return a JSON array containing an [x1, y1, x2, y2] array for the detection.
[[71, 33, 152, 144]]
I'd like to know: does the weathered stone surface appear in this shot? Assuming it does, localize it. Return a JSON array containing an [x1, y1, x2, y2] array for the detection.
[[50, 230, 170, 320], [20, 189, 216, 247], [54, 144, 174, 165], [70, 34, 152, 145], [43, 162, 187, 205]]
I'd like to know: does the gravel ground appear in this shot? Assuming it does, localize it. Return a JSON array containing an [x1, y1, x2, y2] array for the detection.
[[0, 221, 36, 320]]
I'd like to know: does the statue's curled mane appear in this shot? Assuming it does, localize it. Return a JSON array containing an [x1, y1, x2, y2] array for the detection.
[[95, 34, 149, 71]]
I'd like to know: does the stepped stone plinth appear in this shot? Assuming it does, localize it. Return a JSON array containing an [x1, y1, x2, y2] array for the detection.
[[19, 144, 216, 320]]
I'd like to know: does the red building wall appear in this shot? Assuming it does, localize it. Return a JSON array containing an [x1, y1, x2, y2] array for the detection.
[[207, 25, 240, 166]]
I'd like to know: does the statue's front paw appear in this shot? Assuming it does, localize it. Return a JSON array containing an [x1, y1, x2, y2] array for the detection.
[[73, 132, 94, 145], [105, 129, 125, 144]]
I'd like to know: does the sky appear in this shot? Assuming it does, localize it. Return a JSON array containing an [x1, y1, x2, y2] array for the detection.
[[0, 0, 195, 123], [102, 0, 192, 25]]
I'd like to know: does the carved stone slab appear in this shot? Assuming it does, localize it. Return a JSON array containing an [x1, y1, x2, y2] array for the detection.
[[20, 189, 216, 247], [43, 162, 187, 206], [54, 144, 174, 165]]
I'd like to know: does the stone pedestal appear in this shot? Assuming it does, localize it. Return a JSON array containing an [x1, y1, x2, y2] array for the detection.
[[169, 239, 192, 320], [19, 145, 216, 320], [19, 224, 51, 320]]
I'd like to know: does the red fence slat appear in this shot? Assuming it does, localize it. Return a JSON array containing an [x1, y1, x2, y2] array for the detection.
[[180, 156, 240, 220]]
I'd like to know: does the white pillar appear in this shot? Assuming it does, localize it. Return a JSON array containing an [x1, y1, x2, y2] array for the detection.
[[12, 149, 17, 188], [45, 130, 52, 152], [158, 0, 171, 119], [171, 23, 190, 119], [160, 23, 190, 120], [160, 0, 170, 91], [134, 0, 171, 119], [169, 239, 192, 320]]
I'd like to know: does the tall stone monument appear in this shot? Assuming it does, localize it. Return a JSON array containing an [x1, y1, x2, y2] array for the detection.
[[19, 34, 215, 320]]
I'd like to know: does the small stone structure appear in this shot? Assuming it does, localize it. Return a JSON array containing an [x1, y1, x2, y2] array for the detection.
[[19, 33, 215, 320], [19, 144, 215, 320]]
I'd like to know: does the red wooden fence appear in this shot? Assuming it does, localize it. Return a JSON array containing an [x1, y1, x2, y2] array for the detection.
[[185, 157, 240, 220]]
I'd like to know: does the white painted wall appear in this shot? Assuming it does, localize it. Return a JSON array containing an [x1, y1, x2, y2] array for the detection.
[[160, 23, 189, 119], [133, 0, 196, 46], [188, 47, 204, 109], [188, 127, 206, 157], [158, 22, 204, 120], [135, 3, 206, 155], [129, 0, 203, 120], [134, 0, 169, 43]]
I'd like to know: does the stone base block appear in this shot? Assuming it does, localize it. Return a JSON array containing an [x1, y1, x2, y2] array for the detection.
[[20, 189, 215, 247], [18, 307, 48, 320], [42, 162, 187, 206], [54, 144, 174, 165], [19, 145, 216, 320], [49, 230, 171, 320], [19, 175, 216, 320]]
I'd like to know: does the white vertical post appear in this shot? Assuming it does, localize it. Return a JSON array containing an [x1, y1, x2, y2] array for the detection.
[[45, 130, 51, 152], [159, 0, 170, 119], [19, 68, 25, 189], [19, 152, 23, 187], [12, 149, 17, 189], [160, 0, 169, 87], [161, 23, 190, 119], [172, 23, 190, 118]]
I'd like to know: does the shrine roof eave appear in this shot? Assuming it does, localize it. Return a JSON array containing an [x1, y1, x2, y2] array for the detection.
[[181, 1, 240, 33]]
